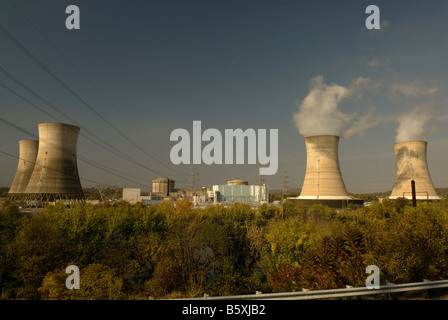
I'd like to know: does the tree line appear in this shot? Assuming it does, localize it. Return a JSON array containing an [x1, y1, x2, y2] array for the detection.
[[1, 196, 448, 299]]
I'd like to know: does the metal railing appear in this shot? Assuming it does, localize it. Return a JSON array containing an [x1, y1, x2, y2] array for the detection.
[[188, 279, 448, 300]]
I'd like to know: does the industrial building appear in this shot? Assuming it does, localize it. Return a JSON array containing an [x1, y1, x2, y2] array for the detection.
[[121, 178, 268, 207], [152, 177, 175, 197], [8, 123, 85, 206], [122, 188, 142, 203], [212, 179, 268, 205], [122, 188, 164, 205], [170, 187, 212, 205], [123, 176, 212, 205], [389, 141, 441, 200], [289, 135, 363, 208]]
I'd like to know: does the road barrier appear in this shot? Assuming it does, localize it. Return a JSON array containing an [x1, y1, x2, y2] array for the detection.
[[188, 279, 448, 300]]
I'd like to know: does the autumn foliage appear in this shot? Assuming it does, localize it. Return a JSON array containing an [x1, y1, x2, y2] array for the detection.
[[1, 197, 448, 299]]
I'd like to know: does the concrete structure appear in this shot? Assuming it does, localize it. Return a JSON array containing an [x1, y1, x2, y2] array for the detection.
[[122, 188, 141, 203], [227, 179, 248, 186], [298, 135, 350, 200], [290, 135, 363, 208], [170, 187, 212, 204], [389, 141, 440, 200], [213, 180, 268, 205], [152, 177, 175, 196], [122, 187, 164, 205], [7, 140, 38, 200], [22, 123, 84, 205]]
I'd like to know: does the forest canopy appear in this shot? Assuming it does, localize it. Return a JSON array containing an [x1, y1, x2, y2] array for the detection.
[[1, 197, 448, 300]]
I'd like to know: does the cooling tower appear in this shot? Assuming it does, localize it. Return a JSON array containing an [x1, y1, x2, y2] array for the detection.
[[288, 135, 363, 208], [389, 141, 440, 200], [299, 135, 351, 199], [23, 123, 84, 204], [7, 140, 39, 199]]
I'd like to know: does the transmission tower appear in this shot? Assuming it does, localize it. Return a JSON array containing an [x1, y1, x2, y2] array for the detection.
[[188, 168, 199, 189], [259, 174, 264, 186], [282, 172, 288, 200], [98, 184, 120, 202]]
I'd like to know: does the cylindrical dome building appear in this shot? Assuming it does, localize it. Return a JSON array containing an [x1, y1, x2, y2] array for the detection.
[[227, 179, 248, 186], [152, 177, 175, 196]]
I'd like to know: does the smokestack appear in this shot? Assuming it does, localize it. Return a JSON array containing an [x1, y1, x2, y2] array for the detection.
[[298, 135, 351, 200], [7, 140, 39, 199], [390, 141, 440, 200], [23, 123, 84, 204]]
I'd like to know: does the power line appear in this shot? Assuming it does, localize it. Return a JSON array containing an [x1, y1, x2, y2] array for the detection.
[[0, 117, 153, 189], [0, 21, 183, 176], [0, 149, 112, 188], [0, 81, 61, 122], [7, 0, 168, 165], [0, 117, 37, 138], [188, 168, 199, 189], [0, 68, 174, 178]]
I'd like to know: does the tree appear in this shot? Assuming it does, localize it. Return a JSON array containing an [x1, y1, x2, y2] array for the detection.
[[0, 203, 26, 297], [39, 263, 124, 300]]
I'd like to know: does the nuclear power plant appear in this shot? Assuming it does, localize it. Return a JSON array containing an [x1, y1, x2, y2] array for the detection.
[[5, 123, 444, 210], [8, 123, 84, 206], [289, 135, 363, 208], [389, 141, 441, 200], [7, 140, 39, 201]]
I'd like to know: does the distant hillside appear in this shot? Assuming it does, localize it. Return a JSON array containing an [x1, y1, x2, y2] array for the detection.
[[270, 187, 448, 202], [269, 188, 301, 195], [436, 188, 448, 197], [0, 187, 9, 197]]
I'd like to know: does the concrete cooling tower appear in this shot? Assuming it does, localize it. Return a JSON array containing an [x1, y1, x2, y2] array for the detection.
[[7, 140, 39, 200], [389, 141, 440, 200], [22, 123, 84, 205], [290, 135, 363, 208]]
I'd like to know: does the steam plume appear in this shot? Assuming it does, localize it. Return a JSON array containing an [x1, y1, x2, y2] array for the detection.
[[395, 104, 435, 142], [293, 75, 379, 138]]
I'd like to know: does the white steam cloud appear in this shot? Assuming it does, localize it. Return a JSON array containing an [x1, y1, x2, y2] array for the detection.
[[390, 84, 438, 98], [293, 75, 379, 139], [395, 104, 436, 142]]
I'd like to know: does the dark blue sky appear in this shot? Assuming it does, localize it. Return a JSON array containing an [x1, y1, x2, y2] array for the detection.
[[1, 0, 447, 192]]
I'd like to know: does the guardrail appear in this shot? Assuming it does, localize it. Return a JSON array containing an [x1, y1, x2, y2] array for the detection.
[[189, 279, 448, 300]]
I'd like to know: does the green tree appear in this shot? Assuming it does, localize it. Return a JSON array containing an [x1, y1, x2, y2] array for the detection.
[[0, 203, 26, 297], [39, 263, 124, 300]]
